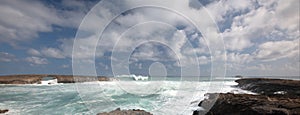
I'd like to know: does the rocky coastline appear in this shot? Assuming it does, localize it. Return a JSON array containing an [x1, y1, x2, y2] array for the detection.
[[235, 78, 300, 98], [0, 74, 111, 84], [194, 78, 300, 115], [1, 75, 299, 115]]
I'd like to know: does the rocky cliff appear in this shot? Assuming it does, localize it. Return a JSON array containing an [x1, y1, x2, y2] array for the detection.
[[0, 74, 111, 84], [195, 93, 300, 115]]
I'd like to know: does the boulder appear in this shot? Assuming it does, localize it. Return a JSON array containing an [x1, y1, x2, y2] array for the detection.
[[97, 108, 152, 115], [0, 109, 8, 114]]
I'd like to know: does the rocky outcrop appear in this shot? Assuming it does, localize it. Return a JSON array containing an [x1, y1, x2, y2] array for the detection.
[[194, 93, 300, 115], [52, 75, 99, 83], [97, 108, 152, 115], [194, 78, 300, 115], [0, 109, 8, 114], [0, 74, 45, 84], [0, 74, 112, 84], [235, 78, 300, 98]]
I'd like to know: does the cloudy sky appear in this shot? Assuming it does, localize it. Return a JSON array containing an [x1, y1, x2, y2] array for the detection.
[[0, 0, 299, 77]]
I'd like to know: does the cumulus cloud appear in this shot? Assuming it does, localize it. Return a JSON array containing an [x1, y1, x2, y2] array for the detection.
[[0, 0, 58, 46], [27, 48, 42, 56], [227, 53, 252, 64], [0, 0, 96, 47], [25, 56, 48, 65], [254, 39, 299, 61], [130, 42, 177, 62], [221, 0, 299, 51], [41, 48, 65, 59], [1, 0, 298, 76]]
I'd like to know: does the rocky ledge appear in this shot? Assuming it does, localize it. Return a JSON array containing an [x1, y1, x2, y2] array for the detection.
[[0, 74, 111, 84], [0, 109, 8, 114], [97, 108, 152, 115], [235, 78, 300, 98], [195, 93, 300, 115], [194, 78, 300, 115]]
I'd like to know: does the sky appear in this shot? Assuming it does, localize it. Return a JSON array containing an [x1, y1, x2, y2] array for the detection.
[[0, 0, 299, 77]]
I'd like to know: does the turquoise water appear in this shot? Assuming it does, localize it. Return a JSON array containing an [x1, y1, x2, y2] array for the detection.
[[0, 77, 241, 115], [0, 84, 90, 114]]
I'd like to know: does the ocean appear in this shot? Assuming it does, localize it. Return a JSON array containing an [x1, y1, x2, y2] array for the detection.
[[0, 76, 254, 115]]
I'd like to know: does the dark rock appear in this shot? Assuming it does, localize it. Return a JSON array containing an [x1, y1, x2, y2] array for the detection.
[[235, 78, 300, 98], [194, 93, 300, 115], [97, 108, 152, 115], [235, 75, 243, 78], [0, 109, 8, 114], [194, 78, 300, 115]]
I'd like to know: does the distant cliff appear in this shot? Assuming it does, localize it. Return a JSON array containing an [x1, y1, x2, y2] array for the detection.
[[0, 74, 111, 84]]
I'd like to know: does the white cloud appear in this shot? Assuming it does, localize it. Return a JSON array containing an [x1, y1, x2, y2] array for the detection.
[[25, 56, 48, 65], [41, 48, 65, 59], [0, 0, 59, 46], [0, 52, 17, 62], [0, 0, 94, 47], [1, 0, 298, 76], [204, 0, 255, 22], [197, 56, 210, 65], [27, 48, 41, 56], [130, 42, 177, 62], [220, 0, 299, 51], [61, 64, 69, 68], [242, 60, 300, 76], [254, 39, 299, 61], [227, 52, 252, 64]]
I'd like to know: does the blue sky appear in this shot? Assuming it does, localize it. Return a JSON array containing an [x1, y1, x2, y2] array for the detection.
[[0, 0, 299, 77]]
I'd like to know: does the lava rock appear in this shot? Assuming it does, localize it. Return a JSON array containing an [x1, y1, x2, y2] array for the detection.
[[235, 78, 300, 98], [194, 93, 300, 115], [194, 78, 300, 115], [0, 109, 8, 114]]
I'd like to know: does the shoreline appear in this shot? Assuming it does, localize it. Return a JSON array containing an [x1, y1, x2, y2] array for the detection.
[[1, 75, 299, 114]]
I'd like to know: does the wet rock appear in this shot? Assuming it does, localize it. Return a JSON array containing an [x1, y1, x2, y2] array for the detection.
[[194, 93, 300, 115], [235, 78, 300, 98], [97, 108, 152, 115], [0, 109, 8, 114], [194, 78, 300, 115]]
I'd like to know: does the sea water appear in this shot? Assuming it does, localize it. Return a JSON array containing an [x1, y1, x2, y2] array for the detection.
[[0, 76, 251, 115]]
